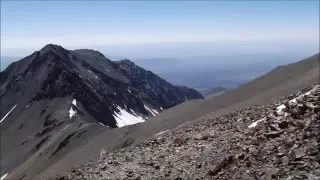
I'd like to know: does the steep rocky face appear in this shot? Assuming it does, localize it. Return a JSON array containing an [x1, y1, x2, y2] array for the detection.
[[0, 44, 203, 128], [114, 60, 203, 109], [0, 44, 203, 178], [54, 84, 320, 180]]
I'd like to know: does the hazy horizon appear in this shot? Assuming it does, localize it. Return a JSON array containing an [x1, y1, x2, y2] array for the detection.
[[1, 1, 319, 58]]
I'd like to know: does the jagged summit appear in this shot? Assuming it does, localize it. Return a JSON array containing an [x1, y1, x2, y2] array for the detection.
[[38, 44, 110, 65], [40, 44, 68, 54], [41, 43, 63, 50], [38, 44, 107, 61]]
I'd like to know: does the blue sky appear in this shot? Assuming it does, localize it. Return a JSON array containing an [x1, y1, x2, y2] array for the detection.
[[1, 1, 319, 57]]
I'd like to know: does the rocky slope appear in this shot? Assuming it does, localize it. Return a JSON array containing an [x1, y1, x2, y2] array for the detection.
[[0, 44, 202, 179], [13, 52, 317, 180], [54, 84, 320, 180], [1, 50, 318, 180]]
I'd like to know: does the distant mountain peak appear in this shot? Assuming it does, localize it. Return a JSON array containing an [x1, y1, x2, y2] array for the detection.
[[38, 44, 70, 62], [40, 44, 66, 52]]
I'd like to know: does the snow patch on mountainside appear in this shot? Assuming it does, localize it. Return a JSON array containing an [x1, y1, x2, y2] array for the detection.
[[113, 106, 145, 127], [144, 105, 156, 116], [69, 99, 79, 118], [69, 107, 77, 118], [0, 104, 17, 124], [0, 173, 8, 180], [152, 109, 159, 114], [72, 99, 77, 106]]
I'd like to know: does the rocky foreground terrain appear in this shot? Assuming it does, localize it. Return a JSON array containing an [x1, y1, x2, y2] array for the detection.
[[53, 84, 320, 180]]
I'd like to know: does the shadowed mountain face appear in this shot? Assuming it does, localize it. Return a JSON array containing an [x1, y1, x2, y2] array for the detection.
[[115, 60, 203, 107], [0, 44, 202, 178], [0, 44, 202, 127]]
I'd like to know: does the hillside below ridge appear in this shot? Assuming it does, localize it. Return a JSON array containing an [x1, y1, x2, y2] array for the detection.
[[53, 84, 320, 179]]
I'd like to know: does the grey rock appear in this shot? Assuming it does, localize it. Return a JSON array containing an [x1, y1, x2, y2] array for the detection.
[[292, 148, 306, 160]]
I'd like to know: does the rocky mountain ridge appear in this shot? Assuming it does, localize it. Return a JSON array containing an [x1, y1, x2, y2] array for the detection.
[[0, 44, 203, 128], [0, 44, 202, 179]]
